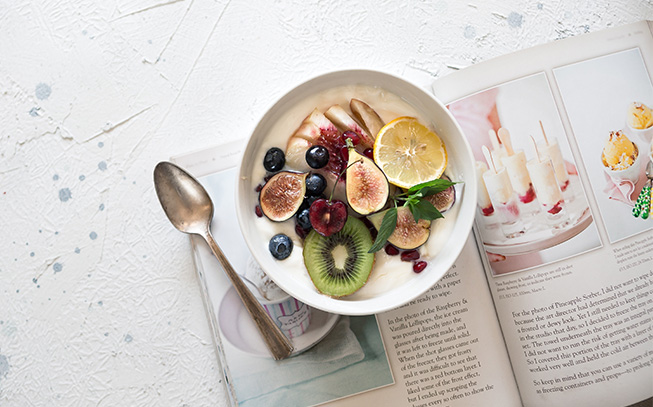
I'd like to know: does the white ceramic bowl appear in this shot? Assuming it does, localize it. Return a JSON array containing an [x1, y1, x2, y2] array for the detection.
[[236, 69, 477, 316]]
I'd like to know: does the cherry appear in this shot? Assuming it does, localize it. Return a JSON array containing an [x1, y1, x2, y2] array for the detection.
[[342, 131, 360, 146], [384, 244, 400, 256], [309, 198, 348, 237], [413, 261, 427, 273], [363, 148, 374, 160], [340, 146, 349, 162], [401, 250, 420, 262]]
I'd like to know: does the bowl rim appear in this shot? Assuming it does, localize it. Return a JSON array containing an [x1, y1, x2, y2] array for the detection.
[[235, 68, 477, 315]]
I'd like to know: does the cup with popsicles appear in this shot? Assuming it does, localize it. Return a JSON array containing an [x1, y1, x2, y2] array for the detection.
[[481, 144, 526, 239]]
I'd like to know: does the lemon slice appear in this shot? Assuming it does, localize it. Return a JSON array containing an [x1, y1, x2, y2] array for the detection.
[[373, 117, 448, 188]]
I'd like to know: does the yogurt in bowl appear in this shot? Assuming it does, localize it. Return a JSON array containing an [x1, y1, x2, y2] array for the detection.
[[236, 70, 476, 316]]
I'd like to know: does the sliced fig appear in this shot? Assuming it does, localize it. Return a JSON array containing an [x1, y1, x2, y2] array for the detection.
[[324, 104, 375, 148], [346, 148, 389, 215], [350, 99, 385, 140], [368, 206, 431, 249], [425, 175, 456, 213], [259, 171, 307, 221]]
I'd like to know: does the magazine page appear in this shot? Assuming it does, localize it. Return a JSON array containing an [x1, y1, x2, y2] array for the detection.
[[174, 143, 522, 407], [432, 21, 653, 407], [330, 237, 522, 407]]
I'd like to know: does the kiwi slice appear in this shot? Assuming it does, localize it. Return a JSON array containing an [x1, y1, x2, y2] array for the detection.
[[303, 216, 375, 298]]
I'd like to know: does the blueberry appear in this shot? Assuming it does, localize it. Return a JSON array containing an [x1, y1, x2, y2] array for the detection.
[[296, 208, 312, 230], [305, 173, 327, 196], [269, 234, 293, 260], [306, 145, 329, 169], [263, 147, 285, 172]]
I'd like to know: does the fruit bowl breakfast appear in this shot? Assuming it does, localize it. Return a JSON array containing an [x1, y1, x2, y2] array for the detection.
[[236, 70, 477, 316]]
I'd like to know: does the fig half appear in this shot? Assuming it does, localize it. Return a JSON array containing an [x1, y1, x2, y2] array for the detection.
[[425, 175, 456, 213], [259, 171, 307, 222], [346, 148, 389, 215], [369, 206, 431, 249]]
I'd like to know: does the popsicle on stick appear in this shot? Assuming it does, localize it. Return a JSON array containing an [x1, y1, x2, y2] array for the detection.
[[537, 120, 571, 194], [481, 145, 525, 238], [498, 128, 537, 207], [489, 129, 507, 170], [527, 136, 570, 229]]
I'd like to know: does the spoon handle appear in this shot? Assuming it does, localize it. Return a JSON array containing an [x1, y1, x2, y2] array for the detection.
[[203, 231, 294, 360]]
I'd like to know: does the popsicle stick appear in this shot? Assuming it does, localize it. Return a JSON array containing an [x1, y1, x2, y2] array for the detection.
[[539, 120, 549, 146], [498, 128, 514, 156], [482, 145, 497, 173], [489, 129, 500, 150], [530, 135, 541, 162]]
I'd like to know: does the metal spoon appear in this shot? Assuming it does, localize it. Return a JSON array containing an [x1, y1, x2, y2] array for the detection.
[[153, 161, 293, 360]]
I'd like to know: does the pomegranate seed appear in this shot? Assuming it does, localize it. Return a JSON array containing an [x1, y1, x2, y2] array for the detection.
[[384, 244, 400, 256], [255, 184, 263, 192], [401, 250, 420, 262], [363, 148, 374, 159], [254, 205, 263, 218], [413, 261, 427, 273]]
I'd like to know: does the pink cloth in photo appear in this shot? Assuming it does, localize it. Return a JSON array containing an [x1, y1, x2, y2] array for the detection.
[[603, 172, 635, 206], [447, 87, 500, 162]]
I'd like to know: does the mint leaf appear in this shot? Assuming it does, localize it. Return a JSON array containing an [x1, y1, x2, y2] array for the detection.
[[368, 208, 398, 253], [407, 179, 456, 197], [410, 200, 443, 221], [407, 200, 421, 222]]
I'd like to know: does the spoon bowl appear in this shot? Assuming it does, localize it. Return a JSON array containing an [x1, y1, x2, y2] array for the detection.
[[154, 161, 213, 235], [154, 161, 294, 360]]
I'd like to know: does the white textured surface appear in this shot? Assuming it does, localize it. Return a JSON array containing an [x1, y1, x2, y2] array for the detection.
[[0, 1, 650, 405]]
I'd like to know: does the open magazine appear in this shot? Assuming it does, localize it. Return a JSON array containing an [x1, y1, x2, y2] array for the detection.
[[173, 20, 653, 407]]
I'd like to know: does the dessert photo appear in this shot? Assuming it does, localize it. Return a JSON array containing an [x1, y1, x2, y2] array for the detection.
[[448, 73, 601, 276], [554, 48, 653, 242]]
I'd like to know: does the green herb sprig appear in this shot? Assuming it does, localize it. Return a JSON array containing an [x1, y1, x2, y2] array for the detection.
[[368, 178, 457, 253]]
